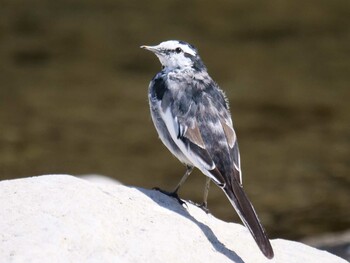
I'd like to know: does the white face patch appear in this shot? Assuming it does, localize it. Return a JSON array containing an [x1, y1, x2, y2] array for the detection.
[[157, 53, 192, 69], [147, 40, 198, 69]]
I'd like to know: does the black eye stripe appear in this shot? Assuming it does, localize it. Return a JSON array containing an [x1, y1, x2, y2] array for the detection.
[[163, 48, 183, 54], [162, 47, 192, 55]]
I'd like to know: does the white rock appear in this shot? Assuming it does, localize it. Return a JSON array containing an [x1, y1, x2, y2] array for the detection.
[[0, 175, 346, 263], [79, 174, 121, 186]]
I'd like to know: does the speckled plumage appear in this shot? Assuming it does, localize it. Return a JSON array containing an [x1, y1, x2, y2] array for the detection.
[[142, 40, 274, 259]]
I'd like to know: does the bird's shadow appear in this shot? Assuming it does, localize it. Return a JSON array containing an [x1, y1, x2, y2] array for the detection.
[[134, 187, 244, 263]]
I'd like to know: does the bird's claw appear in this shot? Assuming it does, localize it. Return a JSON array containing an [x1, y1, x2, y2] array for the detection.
[[188, 200, 211, 214], [153, 187, 186, 206]]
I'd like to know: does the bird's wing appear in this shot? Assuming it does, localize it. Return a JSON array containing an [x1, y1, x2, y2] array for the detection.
[[203, 84, 242, 184], [218, 112, 242, 185], [158, 98, 226, 186], [179, 113, 228, 186], [203, 85, 242, 185]]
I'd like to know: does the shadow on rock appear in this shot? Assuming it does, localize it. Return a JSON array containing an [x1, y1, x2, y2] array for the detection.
[[134, 187, 244, 263]]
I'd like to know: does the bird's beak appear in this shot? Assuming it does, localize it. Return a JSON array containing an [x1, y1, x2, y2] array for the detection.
[[140, 45, 162, 55]]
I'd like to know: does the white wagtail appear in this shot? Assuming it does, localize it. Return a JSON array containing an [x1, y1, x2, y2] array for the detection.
[[141, 40, 274, 259]]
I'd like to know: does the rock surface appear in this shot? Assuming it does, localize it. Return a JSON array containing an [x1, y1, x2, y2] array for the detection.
[[0, 175, 346, 263], [302, 230, 350, 261]]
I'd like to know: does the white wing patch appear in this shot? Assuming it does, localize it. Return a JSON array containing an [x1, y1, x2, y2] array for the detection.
[[236, 152, 242, 184]]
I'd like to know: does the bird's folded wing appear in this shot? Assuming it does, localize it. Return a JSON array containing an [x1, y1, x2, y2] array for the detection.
[[178, 119, 226, 186], [176, 117, 214, 170], [219, 117, 235, 148], [182, 124, 206, 149], [219, 115, 242, 184]]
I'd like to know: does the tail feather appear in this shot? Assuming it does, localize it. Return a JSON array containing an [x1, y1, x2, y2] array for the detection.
[[223, 181, 274, 259]]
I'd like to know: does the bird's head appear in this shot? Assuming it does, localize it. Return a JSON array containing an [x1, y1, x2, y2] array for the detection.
[[141, 40, 206, 71]]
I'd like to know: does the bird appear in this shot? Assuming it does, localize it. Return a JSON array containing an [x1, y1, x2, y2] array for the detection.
[[141, 40, 274, 259]]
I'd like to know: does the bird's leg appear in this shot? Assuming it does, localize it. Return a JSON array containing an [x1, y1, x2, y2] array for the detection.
[[153, 165, 194, 205], [172, 165, 194, 194], [189, 177, 211, 213], [201, 177, 211, 212]]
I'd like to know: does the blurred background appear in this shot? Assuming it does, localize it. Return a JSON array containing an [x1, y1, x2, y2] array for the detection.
[[0, 0, 349, 256]]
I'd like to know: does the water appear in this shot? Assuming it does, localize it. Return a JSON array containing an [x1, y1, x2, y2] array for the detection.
[[0, 0, 349, 240]]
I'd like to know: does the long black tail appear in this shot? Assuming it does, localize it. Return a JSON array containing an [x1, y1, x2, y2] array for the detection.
[[223, 180, 274, 259]]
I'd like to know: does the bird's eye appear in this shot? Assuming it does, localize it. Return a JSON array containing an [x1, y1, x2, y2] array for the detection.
[[175, 47, 182, 53]]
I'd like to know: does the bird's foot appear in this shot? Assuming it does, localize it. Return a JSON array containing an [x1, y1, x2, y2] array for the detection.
[[153, 187, 186, 206], [188, 200, 211, 214]]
